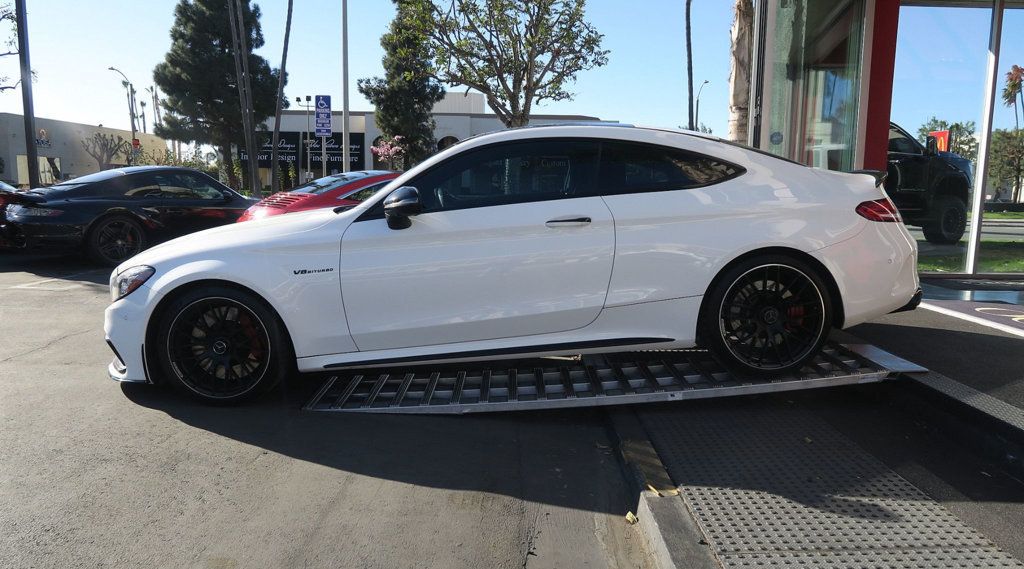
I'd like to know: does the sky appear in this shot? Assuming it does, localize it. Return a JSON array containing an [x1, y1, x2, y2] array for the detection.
[[0, 2, 1020, 140], [0, 0, 731, 134]]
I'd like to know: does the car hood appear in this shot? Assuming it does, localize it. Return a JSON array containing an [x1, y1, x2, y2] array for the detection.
[[115, 207, 350, 274]]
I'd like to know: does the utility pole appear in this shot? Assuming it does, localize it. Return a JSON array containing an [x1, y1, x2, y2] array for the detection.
[[341, 0, 350, 172], [227, 0, 260, 193], [695, 80, 709, 131], [15, 0, 40, 188]]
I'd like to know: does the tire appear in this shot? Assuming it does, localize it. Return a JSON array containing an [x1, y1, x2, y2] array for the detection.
[[87, 215, 147, 266], [922, 195, 967, 245], [153, 286, 291, 403], [699, 255, 833, 375]]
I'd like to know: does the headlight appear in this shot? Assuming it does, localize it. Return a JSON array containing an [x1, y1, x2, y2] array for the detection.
[[110, 265, 155, 302], [6, 204, 63, 217]]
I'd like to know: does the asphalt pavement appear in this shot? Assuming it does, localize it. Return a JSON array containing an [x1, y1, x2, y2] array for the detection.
[[4, 253, 1024, 568], [0, 253, 649, 569]]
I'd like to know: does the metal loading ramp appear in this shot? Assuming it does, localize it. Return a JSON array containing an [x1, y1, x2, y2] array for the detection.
[[304, 342, 922, 414]]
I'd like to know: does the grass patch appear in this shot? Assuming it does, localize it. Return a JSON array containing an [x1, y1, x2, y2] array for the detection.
[[918, 240, 1024, 272], [983, 211, 1024, 220]]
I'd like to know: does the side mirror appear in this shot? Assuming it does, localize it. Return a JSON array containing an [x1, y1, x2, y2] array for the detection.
[[383, 186, 422, 230], [925, 136, 938, 156]]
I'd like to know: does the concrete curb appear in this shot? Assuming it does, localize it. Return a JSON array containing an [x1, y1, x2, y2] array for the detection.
[[605, 409, 720, 569]]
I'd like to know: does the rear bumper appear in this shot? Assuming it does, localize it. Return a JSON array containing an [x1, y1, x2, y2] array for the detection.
[[0, 219, 84, 251], [891, 288, 923, 313]]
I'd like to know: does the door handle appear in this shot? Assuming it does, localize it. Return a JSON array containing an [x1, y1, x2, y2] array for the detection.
[[545, 216, 591, 228]]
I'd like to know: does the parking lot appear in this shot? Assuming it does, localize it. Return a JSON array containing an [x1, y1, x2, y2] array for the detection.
[[3, 253, 1024, 568]]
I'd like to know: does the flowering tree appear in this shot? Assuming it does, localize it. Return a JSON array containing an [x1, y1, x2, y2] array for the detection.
[[371, 135, 406, 171]]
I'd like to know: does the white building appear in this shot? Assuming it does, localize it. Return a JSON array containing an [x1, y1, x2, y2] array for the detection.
[[0, 113, 168, 187], [243, 93, 610, 184]]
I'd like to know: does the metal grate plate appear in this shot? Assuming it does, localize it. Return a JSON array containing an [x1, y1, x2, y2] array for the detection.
[[305, 343, 899, 414], [640, 401, 1023, 568]]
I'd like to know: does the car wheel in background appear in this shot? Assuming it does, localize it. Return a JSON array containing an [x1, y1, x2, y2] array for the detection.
[[922, 195, 967, 245], [700, 255, 833, 375], [153, 286, 291, 403], [87, 216, 147, 266]]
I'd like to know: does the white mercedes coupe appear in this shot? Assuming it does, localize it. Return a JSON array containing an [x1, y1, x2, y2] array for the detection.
[[104, 124, 920, 402]]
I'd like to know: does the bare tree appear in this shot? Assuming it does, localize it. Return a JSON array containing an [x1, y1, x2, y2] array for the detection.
[[81, 133, 129, 170], [270, 0, 293, 193], [727, 0, 753, 143], [415, 0, 608, 128], [1, 3, 20, 91]]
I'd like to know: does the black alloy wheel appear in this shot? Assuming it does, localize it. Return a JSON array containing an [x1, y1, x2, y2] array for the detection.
[[155, 287, 290, 402], [88, 216, 146, 265], [922, 195, 967, 245], [702, 257, 832, 374]]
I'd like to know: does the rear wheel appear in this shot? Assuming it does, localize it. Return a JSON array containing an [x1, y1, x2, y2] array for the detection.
[[700, 256, 833, 375], [153, 286, 291, 403], [922, 195, 967, 245], [87, 215, 147, 266]]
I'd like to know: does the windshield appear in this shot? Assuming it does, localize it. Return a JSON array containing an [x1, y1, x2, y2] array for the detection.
[[0, 180, 16, 191], [288, 172, 377, 195]]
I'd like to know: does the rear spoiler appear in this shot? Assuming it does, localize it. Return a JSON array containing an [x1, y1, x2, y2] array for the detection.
[[850, 169, 887, 188], [0, 189, 46, 207]]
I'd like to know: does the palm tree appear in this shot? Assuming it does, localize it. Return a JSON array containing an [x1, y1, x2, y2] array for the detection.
[[685, 0, 694, 131], [1004, 65, 1022, 130], [728, 0, 753, 143], [270, 0, 294, 193]]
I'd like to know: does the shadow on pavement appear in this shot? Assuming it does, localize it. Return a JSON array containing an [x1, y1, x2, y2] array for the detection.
[[0, 252, 109, 284], [850, 316, 1024, 408], [119, 375, 634, 517]]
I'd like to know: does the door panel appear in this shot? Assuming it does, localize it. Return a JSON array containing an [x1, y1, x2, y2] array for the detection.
[[340, 197, 615, 351]]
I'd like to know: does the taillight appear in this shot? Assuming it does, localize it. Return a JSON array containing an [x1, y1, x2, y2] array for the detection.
[[856, 199, 902, 223]]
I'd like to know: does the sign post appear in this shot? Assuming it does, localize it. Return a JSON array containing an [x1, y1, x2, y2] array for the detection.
[[315, 95, 332, 177]]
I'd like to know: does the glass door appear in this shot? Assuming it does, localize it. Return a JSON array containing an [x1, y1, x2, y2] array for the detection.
[[762, 0, 865, 171]]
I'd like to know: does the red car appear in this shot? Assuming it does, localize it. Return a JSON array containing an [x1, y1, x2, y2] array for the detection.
[[237, 170, 397, 222]]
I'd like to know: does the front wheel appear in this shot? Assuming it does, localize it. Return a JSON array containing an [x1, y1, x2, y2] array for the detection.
[[700, 256, 833, 375], [922, 195, 967, 245], [153, 286, 291, 403]]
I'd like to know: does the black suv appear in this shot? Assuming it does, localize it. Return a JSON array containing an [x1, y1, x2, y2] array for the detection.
[[885, 122, 974, 244]]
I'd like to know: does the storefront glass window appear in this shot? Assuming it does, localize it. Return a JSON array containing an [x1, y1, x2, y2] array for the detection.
[[891, 3, 993, 273], [764, 0, 865, 171], [979, 6, 1024, 273]]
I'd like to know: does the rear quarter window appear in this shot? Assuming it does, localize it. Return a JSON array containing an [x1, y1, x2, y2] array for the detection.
[[598, 141, 743, 195]]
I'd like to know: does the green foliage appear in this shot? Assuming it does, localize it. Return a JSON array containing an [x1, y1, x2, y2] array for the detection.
[[411, 0, 608, 127], [917, 117, 978, 164], [358, 0, 445, 168], [153, 0, 284, 166], [988, 129, 1024, 201]]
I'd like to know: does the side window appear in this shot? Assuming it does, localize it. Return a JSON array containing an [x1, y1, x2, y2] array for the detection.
[[888, 129, 921, 154], [122, 174, 162, 199], [598, 142, 742, 195], [344, 181, 390, 202], [181, 174, 228, 200], [150, 173, 225, 200], [410, 140, 598, 213]]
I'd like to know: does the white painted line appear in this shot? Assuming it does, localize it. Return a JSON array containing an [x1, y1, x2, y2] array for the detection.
[[919, 302, 1024, 340], [8, 270, 102, 290]]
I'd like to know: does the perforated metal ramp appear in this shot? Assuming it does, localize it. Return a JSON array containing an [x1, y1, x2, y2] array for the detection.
[[304, 342, 912, 414]]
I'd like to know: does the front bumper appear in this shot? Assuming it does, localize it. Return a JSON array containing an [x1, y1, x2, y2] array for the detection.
[[104, 294, 151, 383]]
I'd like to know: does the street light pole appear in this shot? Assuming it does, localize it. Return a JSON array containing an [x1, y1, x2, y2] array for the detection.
[[108, 67, 138, 165], [341, 0, 350, 173], [695, 80, 709, 131], [297, 96, 314, 181], [14, 0, 40, 188]]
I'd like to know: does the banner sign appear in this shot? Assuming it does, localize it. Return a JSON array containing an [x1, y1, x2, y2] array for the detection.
[[238, 131, 365, 171], [928, 130, 950, 152]]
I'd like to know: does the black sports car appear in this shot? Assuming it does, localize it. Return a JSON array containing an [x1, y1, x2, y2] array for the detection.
[[0, 166, 256, 265]]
